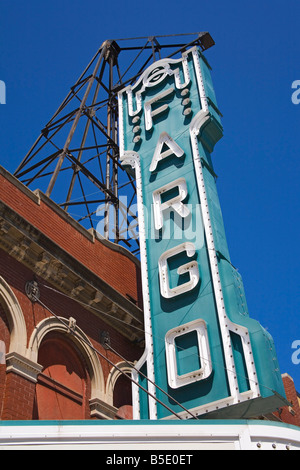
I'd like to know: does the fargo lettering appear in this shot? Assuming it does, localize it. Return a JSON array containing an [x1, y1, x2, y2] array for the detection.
[[118, 47, 286, 420]]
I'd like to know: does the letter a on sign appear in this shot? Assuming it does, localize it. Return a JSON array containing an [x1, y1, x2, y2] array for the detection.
[[150, 132, 184, 172]]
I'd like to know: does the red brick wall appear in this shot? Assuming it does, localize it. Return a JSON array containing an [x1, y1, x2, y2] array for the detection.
[[0, 246, 141, 371], [0, 168, 143, 420], [0, 246, 142, 420], [276, 374, 300, 427], [0, 303, 9, 352], [1, 372, 36, 420], [0, 170, 142, 306], [0, 365, 6, 414], [0, 304, 9, 414]]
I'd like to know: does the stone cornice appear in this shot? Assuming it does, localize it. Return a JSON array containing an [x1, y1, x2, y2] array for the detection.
[[89, 398, 118, 420], [5, 352, 43, 383], [0, 165, 141, 268], [0, 200, 144, 344]]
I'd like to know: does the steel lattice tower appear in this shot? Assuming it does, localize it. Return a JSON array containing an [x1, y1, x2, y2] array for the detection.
[[14, 33, 215, 255]]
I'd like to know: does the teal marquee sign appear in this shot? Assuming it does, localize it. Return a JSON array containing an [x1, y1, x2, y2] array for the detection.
[[118, 47, 286, 420]]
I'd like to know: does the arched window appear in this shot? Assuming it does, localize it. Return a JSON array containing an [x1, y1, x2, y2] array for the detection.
[[34, 333, 90, 420], [106, 362, 134, 418], [0, 303, 9, 406], [113, 372, 133, 409], [0, 276, 27, 357], [0, 302, 9, 360], [112, 369, 133, 420]]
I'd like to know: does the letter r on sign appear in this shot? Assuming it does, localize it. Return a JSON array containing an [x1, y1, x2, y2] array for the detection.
[[152, 178, 190, 230]]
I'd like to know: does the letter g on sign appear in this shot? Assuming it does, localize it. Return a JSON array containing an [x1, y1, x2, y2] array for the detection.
[[158, 242, 199, 298]]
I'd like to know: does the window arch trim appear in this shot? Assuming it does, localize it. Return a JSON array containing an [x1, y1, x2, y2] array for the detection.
[[0, 275, 27, 356], [106, 361, 134, 406], [28, 316, 105, 403]]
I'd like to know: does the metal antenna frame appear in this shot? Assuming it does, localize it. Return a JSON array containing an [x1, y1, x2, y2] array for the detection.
[[14, 32, 214, 256]]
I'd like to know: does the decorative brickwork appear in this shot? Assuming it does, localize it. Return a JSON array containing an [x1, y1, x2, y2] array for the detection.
[[0, 166, 143, 420]]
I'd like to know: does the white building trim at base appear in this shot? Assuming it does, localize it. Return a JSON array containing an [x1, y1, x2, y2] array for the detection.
[[0, 420, 299, 451]]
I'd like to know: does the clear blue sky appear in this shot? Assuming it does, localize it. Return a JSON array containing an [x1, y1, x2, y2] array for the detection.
[[0, 0, 299, 391]]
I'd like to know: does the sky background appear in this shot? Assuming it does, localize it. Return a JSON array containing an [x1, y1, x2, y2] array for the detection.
[[0, 1, 299, 392]]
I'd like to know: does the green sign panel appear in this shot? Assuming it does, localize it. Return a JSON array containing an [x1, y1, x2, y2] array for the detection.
[[118, 47, 286, 420]]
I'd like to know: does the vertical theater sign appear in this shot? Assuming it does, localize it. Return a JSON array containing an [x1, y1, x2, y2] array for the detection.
[[118, 46, 286, 420]]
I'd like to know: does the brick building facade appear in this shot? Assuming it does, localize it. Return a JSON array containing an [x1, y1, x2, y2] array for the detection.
[[0, 164, 299, 426], [0, 165, 144, 420], [273, 374, 300, 427]]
